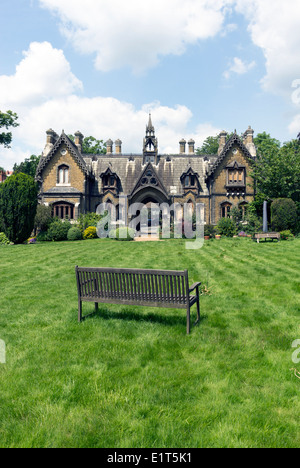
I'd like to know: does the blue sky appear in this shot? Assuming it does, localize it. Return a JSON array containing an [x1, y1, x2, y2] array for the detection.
[[1, 0, 300, 169]]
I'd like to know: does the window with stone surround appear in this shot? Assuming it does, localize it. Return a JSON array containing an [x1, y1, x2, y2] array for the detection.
[[57, 164, 70, 185], [221, 202, 232, 219], [226, 162, 245, 187], [52, 202, 74, 220]]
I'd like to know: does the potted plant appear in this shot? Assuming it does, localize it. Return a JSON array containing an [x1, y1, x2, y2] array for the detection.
[[204, 224, 215, 240]]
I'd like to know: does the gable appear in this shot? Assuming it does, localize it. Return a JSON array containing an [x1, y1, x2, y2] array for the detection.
[[38, 140, 88, 193], [130, 162, 168, 198], [207, 133, 255, 178], [36, 132, 89, 182]]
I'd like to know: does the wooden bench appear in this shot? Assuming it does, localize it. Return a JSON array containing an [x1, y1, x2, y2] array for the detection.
[[75, 267, 201, 334], [253, 232, 280, 243]]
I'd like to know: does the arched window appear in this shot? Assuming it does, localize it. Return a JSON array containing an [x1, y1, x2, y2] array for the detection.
[[52, 202, 74, 220], [239, 202, 249, 219], [57, 165, 69, 185], [221, 202, 232, 219]]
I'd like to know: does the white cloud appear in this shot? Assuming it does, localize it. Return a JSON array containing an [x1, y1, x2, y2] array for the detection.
[[38, 0, 233, 73], [234, 0, 300, 96], [0, 42, 82, 106], [223, 57, 256, 79], [0, 42, 220, 169]]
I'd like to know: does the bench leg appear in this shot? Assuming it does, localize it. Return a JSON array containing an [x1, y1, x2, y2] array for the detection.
[[78, 300, 82, 322], [95, 302, 99, 314], [196, 297, 200, 323], [187, 305, 191, 335]]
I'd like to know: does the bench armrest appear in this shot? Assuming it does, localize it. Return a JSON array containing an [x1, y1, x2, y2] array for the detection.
[[189, 282, 201, 293]]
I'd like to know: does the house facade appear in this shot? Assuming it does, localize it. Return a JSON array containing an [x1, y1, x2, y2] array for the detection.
[[35, 116, 256, 225]]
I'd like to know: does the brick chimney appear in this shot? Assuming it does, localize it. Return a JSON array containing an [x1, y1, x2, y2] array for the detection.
[[42, 129, 56, 157], [115, 139, 122, 154], [188, 139, 195, 154], [106, 139, 113, 154], [179, 139, 186, 154], [243, 126, 256, 157], [218, 130, 228, 156], [75, 131, 84, 153]]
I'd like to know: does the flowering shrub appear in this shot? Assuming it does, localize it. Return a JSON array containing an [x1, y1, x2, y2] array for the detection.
[[83, 226, 98, 239], [238, 231, 247, 237], [280, 230, 294, 241], [28, 237, 37, 244], [0, 232, 10, 245]]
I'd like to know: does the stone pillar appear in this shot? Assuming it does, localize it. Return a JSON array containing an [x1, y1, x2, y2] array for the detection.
[[179, 139, 186, 154]]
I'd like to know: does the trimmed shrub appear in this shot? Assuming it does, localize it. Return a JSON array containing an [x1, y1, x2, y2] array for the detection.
[[204, 224, 216, 238], [67, 227, 82, 241], [47, 219, 71, 242], [0, 173, 38, 244], [217, 218, 237, 237], [114, 227, 135, 241], [280, 230, 294, 241], [78, 213, 102, 233], [83, 226, 98, 239], [36, 231, 50, 242], [271, 198, 298, 232], [0, 232, 10, 245]]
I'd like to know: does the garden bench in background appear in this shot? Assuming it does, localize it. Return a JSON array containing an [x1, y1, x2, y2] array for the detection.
[[253, 232, 280, 243], [75, 267, 201, 334]]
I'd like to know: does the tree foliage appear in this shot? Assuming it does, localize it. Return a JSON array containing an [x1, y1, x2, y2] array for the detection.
[[68, 134, 106, 154], [34, 204, 53, 232], [13, 155, 41, 178], [0, 173, 38, 244], [271, 198, 298, 232], [196, 132, 235, 155], [252, 133, 300, 213], [0, 110, 19, 148]]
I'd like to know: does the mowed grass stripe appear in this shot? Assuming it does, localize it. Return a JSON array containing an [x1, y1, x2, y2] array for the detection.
[[0, 238, 299, 448]]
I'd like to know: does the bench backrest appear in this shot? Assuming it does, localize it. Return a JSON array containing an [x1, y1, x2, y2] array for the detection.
[[76, 267, 189, 306]]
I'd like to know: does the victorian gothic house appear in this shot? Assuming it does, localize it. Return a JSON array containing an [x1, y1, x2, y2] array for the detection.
[[35, 115, 256, 224]]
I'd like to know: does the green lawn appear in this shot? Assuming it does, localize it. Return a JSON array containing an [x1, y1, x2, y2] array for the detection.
[[0, 237, 299, 448]]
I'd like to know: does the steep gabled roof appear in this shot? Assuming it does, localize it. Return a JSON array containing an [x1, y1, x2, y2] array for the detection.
[[207, 132, 255, 178], [130, 162, 169, 199], [36, 132, 89, 181]]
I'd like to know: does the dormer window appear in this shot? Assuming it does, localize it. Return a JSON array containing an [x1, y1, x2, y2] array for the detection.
[[103, 175, 116, 188], [100, 168, 119, 193], [181, 169, 199, 191], [57, 165, 69, 185]]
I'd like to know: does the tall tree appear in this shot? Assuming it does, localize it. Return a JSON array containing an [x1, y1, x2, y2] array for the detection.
[[252, 132, 300, 205], [0, 110, 19, 148], [13, 155, 41, 179], [0, 173, 38, 244]]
